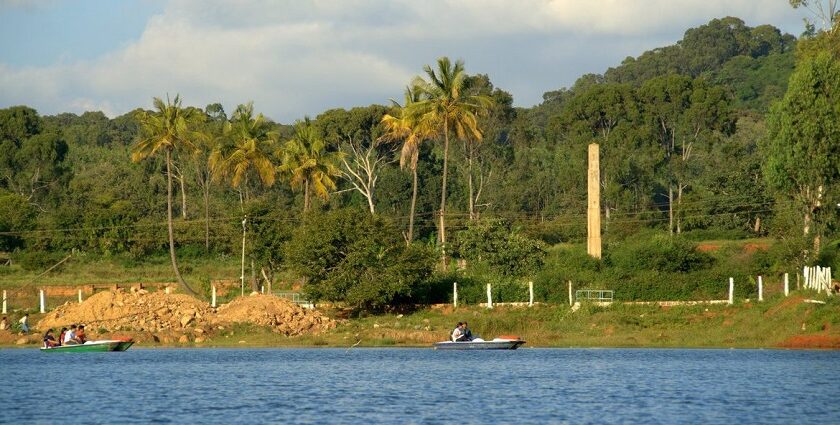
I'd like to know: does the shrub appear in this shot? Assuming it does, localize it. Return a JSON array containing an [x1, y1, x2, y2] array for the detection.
[[285, 208, 436, 311], [14, 250, 68, 272]]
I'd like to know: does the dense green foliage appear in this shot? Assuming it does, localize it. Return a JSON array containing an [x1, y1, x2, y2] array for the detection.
[[1, 16, 838, 309]]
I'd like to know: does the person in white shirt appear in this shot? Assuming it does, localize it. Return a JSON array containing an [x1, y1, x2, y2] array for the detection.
[[64, 324, 77, 344], [451, 322, 466, 342]]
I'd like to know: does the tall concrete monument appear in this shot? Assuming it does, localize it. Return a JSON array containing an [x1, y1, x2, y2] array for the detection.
[[587, 143, 602, 259]]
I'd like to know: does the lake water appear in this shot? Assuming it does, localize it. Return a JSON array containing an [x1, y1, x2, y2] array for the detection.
[[1, 347, 838, 424]]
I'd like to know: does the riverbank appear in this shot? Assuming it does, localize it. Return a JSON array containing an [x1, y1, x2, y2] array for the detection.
[[3, 292, 839, 349]]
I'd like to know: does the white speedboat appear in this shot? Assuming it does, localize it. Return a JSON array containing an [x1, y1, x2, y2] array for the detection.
[[433, 336, 525, 350]]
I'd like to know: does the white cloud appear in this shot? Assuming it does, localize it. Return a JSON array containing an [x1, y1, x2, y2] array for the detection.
[[0, 0, 808, 121]]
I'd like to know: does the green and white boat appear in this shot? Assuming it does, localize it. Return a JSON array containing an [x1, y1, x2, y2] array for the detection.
[[40, 338, 134, 353]]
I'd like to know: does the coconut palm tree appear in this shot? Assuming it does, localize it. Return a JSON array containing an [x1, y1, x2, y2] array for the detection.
[[279, 119, 343, 212], [132, 94, 203, 296], [380, 84, 430, 243], [209, 102, 278, 202], [412, 57, 493, 265]]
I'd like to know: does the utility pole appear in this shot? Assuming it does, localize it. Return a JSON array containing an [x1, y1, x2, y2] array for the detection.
[[240, 215, 247, 297], [587, 143, 602, 259]]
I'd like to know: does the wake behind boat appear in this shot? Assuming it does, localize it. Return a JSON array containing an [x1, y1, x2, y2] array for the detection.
[[434, 336, 525, 350], [40, 338, 134, 353]]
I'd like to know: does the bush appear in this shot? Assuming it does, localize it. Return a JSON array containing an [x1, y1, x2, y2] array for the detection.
[[14, 250, 68, 272], [607, 231, 713, 273], [454, 219, 547, 278], [285, 208, 436, 311]]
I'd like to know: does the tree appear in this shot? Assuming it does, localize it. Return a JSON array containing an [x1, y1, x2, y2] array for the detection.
[[380, 85, 431, 242], [790, 0, 839, 32], [411, 57, 493, 265], [284, 208, 436, 310], [209, 102, 278, 203], [339, 134, 392, 214], [132, 95, 202, 296], [278, 119, 342, 212], [765, 51, 840, 256]]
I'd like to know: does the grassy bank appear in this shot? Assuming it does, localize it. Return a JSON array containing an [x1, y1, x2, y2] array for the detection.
[[5, 291, 838, 349]]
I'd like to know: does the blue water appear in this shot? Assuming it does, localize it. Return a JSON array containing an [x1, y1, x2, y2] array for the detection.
[[1, 348, 838, 424]]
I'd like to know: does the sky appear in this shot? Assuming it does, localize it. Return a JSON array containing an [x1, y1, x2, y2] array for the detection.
[[0, 0, 811, 123]]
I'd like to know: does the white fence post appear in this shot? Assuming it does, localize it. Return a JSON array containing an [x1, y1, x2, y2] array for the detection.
[[784, 273, 789, 297], [486, 283, 493, 309], [211, 285, 217, 308], [758, 276, 763, 302], [728, 277, 734, 305], [2, 290, 6, 314], [39, 289, 45, 313], [528, 281, 534, 307], [453, 282, 458, 308], [568, 281, 573, 306], [78, 289, 83, 303], [804, 266, 809, 290]]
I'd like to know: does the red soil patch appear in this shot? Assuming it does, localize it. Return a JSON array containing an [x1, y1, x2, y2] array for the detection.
[[743, 242, 770, 253], [696, 244, 720, 252], [777, 334, 840, 349]]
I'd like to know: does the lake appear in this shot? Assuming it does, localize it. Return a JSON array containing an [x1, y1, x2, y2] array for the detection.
[[1, 347, 838, 424]]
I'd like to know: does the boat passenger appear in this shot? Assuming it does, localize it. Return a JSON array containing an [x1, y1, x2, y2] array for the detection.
[[74, 325, 87, 344], [58, 327, 67, 346], [451, 322, 466, 342], [462, 322, 474, 342], [64, 324, 77, 345], [43, 329, 59, 348]]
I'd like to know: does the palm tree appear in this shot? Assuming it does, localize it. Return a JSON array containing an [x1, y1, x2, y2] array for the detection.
[[278, 119, 343, 212], [209, 102, 278, 202], [380, 84, 430, 243], [412, 57, 493, 265], [132, 94, 202, 296]]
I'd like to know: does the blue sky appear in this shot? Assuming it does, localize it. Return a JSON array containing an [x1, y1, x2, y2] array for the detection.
[[0, 0, 811, 123]]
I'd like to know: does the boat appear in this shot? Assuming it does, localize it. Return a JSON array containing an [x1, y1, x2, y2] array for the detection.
[[40, 338, 135, 353], [433, 336, 526, 350]]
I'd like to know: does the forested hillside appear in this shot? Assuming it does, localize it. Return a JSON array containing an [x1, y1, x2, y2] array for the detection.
[[1, 17, 837, 308]]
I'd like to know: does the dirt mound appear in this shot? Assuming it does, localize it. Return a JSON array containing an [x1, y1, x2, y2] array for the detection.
[[37, 289, 213, 333], [213, 294, 335, 336], [36, 290, 336, 338]]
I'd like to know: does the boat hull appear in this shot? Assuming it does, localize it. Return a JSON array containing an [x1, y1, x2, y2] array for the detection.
[[40, 339, 134, 353], [434, 339, 525, 350]]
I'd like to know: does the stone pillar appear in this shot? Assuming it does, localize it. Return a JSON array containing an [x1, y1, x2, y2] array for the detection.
[[587, 143, 602, 259]]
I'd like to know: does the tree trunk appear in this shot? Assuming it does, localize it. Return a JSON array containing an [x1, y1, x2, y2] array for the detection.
[[166, 149, 196, 296], [668, 184, 674, 236], [304, 179, 311, 212], [204, 183, 210, 253], [468, 142, 475, 220], [676, 183, 683, 234], [439, 119, 450, 268], [179, 171, 187, 219], [407, 165, 418, 245]]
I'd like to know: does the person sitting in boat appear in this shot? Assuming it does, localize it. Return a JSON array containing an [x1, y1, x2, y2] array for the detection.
[[43, 329, 59, 348], [74, 325, 87, 344], [58, 327, 67, 346], [462, 322, 474, 341], [63, 324, 77, 345], [451, 322, 466, 342]]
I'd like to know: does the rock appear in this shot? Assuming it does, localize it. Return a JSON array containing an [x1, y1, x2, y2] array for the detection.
[[180, 315, 193, 328], [373, 323, 380, 329], [178, 335, 190, 343], [194, 328, 205, 335], [195, 337, 206, 344], [15, 337, 28, 345]]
